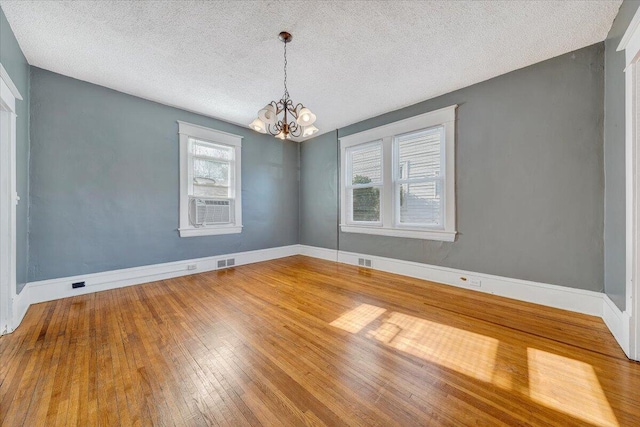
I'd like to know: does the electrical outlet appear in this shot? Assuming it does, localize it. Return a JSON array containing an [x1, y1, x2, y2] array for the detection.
[[187, 264, 197, 270], [460, 276, 481, 287]]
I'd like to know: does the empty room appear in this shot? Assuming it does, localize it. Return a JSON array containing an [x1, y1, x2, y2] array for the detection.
[[2, 0, 640, 425]]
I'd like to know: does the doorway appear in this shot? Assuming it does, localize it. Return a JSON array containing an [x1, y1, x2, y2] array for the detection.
[[0, 65, 21, 334], [619, 11, 640, 360]]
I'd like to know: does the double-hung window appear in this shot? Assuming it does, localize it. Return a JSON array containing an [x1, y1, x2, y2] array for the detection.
[[178, 121, 242, 237], [340, 105, 457, 241]]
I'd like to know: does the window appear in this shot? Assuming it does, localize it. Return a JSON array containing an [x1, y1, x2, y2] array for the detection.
[[178, 121, 242, 237], [340, 105, 456, 241]]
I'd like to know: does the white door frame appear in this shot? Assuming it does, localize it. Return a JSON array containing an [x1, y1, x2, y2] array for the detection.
[[0, 63, 22, 335], [619, 11, 640, 361]]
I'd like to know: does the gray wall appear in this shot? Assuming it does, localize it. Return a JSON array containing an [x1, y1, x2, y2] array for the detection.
[[0, 7, 29, 293], [604, 0, 640, 311], [299, 131, 339, 249], [28, 68, 298, 282], [301, 43, 605, 292]]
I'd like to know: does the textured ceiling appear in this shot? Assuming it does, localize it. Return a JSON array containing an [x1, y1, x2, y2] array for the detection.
[[1, 0, 622, 137]]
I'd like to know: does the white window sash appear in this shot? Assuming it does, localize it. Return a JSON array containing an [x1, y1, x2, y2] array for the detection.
[[345, 185, 384, 226], [345, 140, 384, 226], [192, 154, 234, 162], [345, 141, 384, 185], [392, 124, 446, 230], [393, 177, 445, 229], [188, 137, 236, 199]]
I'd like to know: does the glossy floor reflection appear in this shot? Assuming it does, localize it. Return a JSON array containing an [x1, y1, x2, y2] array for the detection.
[[331, 303, 619, 426], [1, 256, 637, 426]]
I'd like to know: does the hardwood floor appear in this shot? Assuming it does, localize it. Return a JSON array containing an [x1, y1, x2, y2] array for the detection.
[[1, 255, 639, 426]]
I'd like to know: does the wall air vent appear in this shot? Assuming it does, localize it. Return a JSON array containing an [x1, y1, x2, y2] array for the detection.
[[358, 258, 372, 268]]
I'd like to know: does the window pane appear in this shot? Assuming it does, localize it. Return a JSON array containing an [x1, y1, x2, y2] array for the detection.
[[193, 184, 230, 198], [351, 143, 382, 184], [352, 187, 380, 222], [193, 158, 229, 187], [399, 181, 441, 226], [191, 139, 233, 160], [397, 127, 442, 179]]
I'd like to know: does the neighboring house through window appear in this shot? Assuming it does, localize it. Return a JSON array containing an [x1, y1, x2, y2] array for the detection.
[[178, 121, 242, 237], [340, 105, 457, 241]]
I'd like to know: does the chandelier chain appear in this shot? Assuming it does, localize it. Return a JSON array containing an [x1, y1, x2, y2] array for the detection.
[[283, 41, 289, 101]]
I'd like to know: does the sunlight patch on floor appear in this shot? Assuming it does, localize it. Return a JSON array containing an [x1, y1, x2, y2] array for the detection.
[[367, 312, 499, 383], [329, 305, 620, 426], [329, 303, 387, 334], [527, 348, 619, 427]]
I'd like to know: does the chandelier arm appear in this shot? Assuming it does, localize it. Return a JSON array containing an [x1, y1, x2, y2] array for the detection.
[[267, 122, 280, 137], [291, 103, 305, 117], [289, 123, 303, 138], [274, 99, 285, 115], [287, 103, 302, 119]]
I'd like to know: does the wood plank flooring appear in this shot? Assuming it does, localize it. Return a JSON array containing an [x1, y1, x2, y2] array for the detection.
[[1, 255, 639, 426]]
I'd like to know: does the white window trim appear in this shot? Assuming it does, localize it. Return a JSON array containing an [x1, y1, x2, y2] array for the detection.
[[178, 121, 243, 237], [339, 105, 457, 242]]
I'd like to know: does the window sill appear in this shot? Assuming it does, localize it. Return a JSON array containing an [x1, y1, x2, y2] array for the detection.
[[340, 225, 456, 242], [179, 225, 243, 237]]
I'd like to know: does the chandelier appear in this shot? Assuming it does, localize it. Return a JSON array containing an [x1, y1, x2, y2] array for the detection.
[[249, 32, 318, 140]]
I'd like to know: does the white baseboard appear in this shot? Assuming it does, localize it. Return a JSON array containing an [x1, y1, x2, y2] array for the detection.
[[9, 243, 634, 361], [324, 248, 603, 317], [298, 245, 338, 262], [10, 245, 299, 331], [11, 286, 29, 333], [602, 294, 631, 358], [299, 245, 640, 360]]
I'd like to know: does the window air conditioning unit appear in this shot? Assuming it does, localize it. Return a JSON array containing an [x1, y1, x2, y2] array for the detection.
[[189, 198, 233, 226]]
